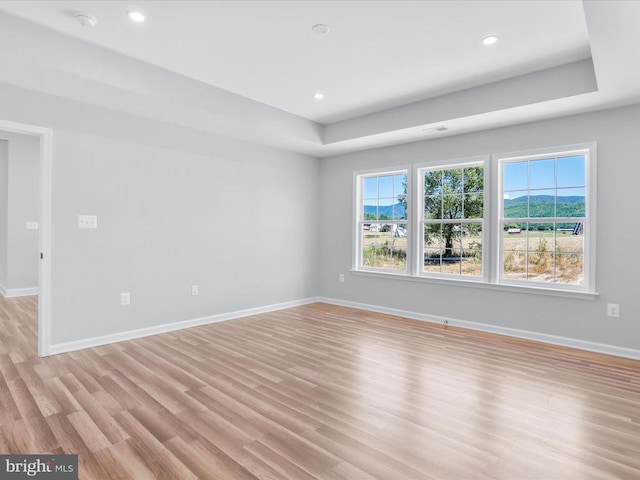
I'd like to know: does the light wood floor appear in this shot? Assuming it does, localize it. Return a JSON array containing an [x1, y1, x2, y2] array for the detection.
[[1, 296, 639, 479]]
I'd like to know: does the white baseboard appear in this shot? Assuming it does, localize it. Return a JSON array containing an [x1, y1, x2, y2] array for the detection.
[[318, 297, 640, 361], [0, 285, 38, 298], [48, 297, 321, 356]]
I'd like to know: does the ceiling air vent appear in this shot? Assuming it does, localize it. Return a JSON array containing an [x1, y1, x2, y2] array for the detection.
[[422, 126, 449, 135]]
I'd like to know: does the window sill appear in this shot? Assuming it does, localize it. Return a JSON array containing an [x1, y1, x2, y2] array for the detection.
[[349, 269, 598, 300]]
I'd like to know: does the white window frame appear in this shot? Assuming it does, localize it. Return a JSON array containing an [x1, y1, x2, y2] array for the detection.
[[353, 166, 411, 274], [416, 157, 489, 282], [493, 143, 596, 294], [351, 143, 596, 299]]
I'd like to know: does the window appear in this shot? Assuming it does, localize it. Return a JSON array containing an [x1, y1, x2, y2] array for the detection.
[[419, 163, 484, 278], [353, 143, 595, 296], [356, 169, 408, 272], [498, 148, 592, 290]]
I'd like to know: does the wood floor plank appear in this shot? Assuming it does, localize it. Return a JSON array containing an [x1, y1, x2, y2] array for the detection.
[[128, 403, 200, 444], [298, 425, 438, 480], [114, 410, 199, 480], [243, 440, 318, 480], [0, 295, 639, 479], [7, 377, 43, 419], [19, 363, 63, 417], [67, 409, 114, 452], [0, 374, 21, 425], [257, 430, 341, 477], [317, 460, 381, 480], [108, 439, 159, 479], [166, 436, 258, 480], [44, 412, 93, 457]]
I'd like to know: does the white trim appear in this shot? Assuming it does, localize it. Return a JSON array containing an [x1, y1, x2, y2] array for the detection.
[[353, 166, 411, 273], [0, 119, 52, 357], [318, 297, 640, 361], [0, 286, 38, 298], [350, 269, 597, 299], [493, 142, 596, 294], [48, 297, 321, 355], [415, 156, 489, 281], [352, 144, 596, 298]]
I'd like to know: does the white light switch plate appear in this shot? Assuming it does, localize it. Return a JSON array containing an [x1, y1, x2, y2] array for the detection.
[[121, 292, 131, 306], [78, 215, 98, 229], [26, 221, 38, 230]]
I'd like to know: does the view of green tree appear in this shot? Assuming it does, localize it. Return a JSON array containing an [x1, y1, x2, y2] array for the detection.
[[423, 166, 483, 256]]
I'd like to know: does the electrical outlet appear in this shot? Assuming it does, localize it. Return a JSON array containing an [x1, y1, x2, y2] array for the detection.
[[339, 273, 345, 283], [78, 215, 98, 229], [191, 285, 199, 296], [121, 292, 131, 306], [26, 221, 38, 230], [607, 303, 619, 317]]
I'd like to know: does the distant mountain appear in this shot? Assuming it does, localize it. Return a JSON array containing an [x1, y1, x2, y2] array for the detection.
[[504, 195, 584, 205], [505, 195, 584, 218], [364, 196, 584, 220], [364, 203, 406, 220]]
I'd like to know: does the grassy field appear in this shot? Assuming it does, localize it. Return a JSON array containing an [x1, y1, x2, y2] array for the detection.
[[362, 227, 584, 285], [503, 230, 584, 285], [362, 230, 407, 270]]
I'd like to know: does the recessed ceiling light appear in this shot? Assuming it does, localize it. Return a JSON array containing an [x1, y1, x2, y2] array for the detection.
[[314, 92, 324, 100], [128, 11, 145, 23], [312, 24, 329, 35], [76, 14, 97, 28], [482, 35, 499, 46]]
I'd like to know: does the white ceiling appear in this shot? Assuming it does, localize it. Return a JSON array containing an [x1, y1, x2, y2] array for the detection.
[[0, 1, 638, 157], [0, 0, 592, 124]]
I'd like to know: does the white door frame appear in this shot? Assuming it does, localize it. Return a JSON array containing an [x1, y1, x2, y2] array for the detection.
[[0, 119, 52, 357]]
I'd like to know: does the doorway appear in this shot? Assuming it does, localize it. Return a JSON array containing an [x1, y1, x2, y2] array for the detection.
[[0, 119, 52, 357]]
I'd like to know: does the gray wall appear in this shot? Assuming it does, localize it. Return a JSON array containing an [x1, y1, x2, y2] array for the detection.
[[0, 83, 320, 347], [319, 104, 640, 351], [4, 132, 39, 290], [0, 140, 7, 287]]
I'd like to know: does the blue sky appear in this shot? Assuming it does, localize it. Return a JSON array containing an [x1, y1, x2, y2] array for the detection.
[[364, 174, 405, 206], [363, 155, 586, 204], [503, 155, 585, 200]]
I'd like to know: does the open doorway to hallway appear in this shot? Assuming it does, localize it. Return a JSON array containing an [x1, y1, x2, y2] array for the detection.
[[0, 120, 53, 357], [0, 131, 40, 299]]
